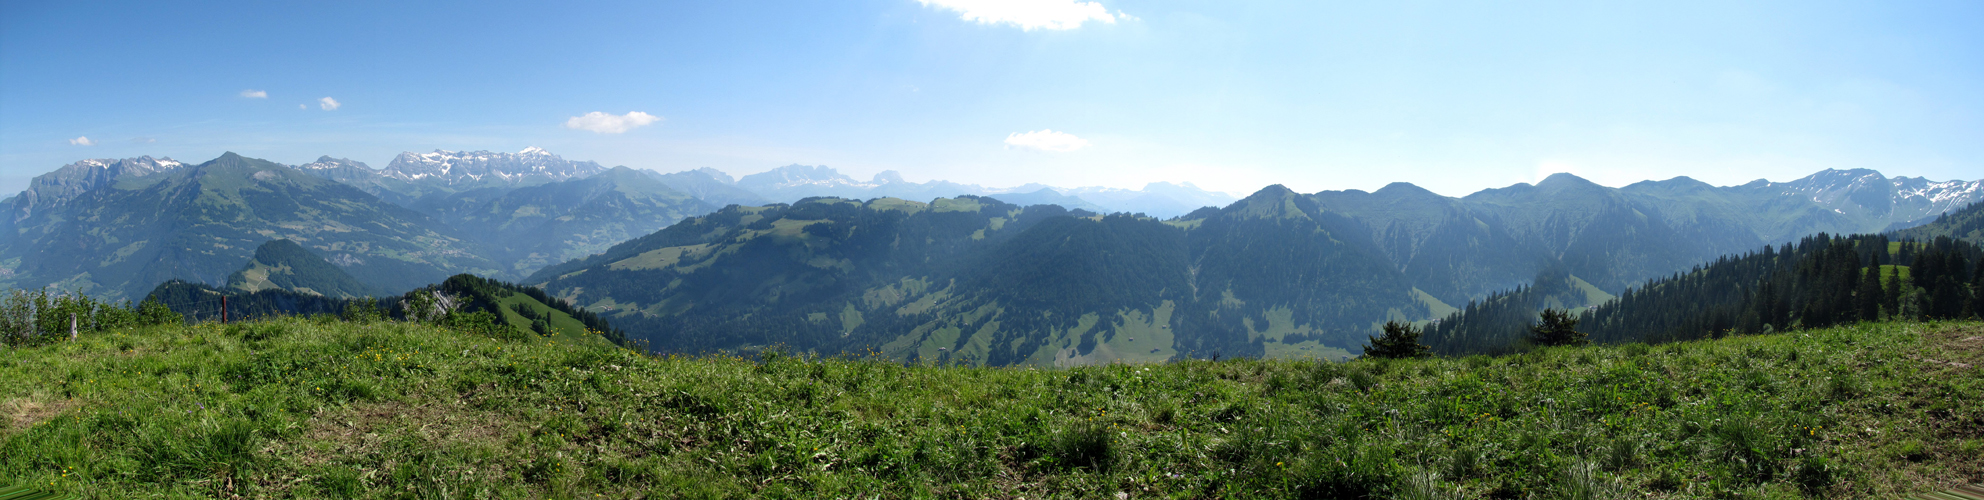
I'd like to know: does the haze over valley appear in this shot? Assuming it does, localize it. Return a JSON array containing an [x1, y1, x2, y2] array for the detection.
[[4, 147, 1977, 365], [5, 1, 1983, 497]]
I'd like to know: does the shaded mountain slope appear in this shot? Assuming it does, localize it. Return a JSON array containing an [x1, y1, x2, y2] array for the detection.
[[430, 166, 718, 273], [0, 153, 502, 299], [1309, 170, 1983, 307], [1893, 201, 1984, 245], [1426, 203, 1984, 354], [527, 188, 1427, 366], [647, 167, 767, 207]]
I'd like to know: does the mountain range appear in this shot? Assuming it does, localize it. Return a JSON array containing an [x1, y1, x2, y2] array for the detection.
[[3, 146, 1979, 364], [0, 149, 1246, 299], [1, 152, 503, 299], [520, 170, 1983, 366]]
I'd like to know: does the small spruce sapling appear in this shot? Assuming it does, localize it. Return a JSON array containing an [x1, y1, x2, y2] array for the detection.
[[1529, 308, 1589, 347], [1363, 320, 1431, 359]]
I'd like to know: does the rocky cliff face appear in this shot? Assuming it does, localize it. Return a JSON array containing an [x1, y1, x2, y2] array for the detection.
[[8, 156, 184, 221]]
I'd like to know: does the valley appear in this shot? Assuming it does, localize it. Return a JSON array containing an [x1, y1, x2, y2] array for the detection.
[[3, 148, 1980, 365]]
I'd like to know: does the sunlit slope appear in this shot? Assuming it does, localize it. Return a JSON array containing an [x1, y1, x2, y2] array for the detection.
[[2, 316, 1976, 498]]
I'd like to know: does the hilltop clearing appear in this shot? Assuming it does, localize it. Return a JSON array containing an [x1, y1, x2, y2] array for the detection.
[[0, 318, 1977, 498]]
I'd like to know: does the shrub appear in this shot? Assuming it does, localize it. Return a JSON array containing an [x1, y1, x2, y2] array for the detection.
[[1530, 308, 1590, 347], [1363, 320, 1432, 359], [340, 298, 385, 323]]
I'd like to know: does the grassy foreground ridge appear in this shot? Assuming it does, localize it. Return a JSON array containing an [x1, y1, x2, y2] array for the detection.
[[1, 319, 1980, 498]]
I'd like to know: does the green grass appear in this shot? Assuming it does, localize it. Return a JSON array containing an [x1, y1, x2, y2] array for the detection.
[[1, 318, 1979, 498], [491, 294, 610, 347]]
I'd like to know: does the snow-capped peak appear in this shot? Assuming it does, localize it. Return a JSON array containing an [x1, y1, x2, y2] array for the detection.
[[381, 147, 604, 186]]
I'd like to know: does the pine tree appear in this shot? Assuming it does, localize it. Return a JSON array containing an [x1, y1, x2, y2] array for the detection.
[[1363, 320, 1431, 359], [1884, 263, 1903, 316], [1970, 258, 1984, 319], [1857, 252, 1882, 321], [1529, 308, 1589, 347]]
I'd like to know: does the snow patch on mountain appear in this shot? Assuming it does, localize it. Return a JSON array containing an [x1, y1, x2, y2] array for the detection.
[[382, 148, 606, 187]]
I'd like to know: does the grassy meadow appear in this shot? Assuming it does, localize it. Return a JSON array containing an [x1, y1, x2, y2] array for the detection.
[[0, 317, 1979, 498]]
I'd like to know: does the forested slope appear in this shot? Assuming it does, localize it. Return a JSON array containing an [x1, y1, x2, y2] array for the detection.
[[528, 187, 1432, 365], [1426, 231, 1982, 354]]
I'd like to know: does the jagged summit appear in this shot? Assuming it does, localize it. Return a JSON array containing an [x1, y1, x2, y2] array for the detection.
[[738, 164, 868, 190], [382, 148, 606, 187], [872, 170, 907, 184], [12, 156, 185, 211], [1740, 168, 1984, 226]]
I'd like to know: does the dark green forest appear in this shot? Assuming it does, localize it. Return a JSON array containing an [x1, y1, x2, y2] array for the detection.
[[1426, 231, 1983, 354], [143, 274, 632, 348]]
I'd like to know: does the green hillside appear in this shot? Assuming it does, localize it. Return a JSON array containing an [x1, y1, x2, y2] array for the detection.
[[144, 274, 628, 349], [1, 315, 1976, 498], [1429, 210, 1984, 355], [527, 190, 1428, 366], [225, 239, 384, 298], [1894, 200, 1984, 246]]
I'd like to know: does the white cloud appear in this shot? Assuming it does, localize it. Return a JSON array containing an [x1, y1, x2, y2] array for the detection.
[[1004, 129, 1090, 152], [564, 111, 663, 134], [917, 0, 1119, 30], [299, 104, 306, 109], [239, 89, 267, 99], [318, 97, 341, 110], [69, 136, 95, 146]]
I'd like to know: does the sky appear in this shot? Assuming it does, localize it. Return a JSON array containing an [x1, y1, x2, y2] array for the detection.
[[2, 0, 1981, 197]]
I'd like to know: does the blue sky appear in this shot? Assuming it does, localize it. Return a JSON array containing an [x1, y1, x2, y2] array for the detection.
[[2, 0, 1980, 197]]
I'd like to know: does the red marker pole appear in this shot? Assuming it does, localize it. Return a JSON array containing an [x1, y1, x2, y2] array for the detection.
[[222, 296, 228, 324]]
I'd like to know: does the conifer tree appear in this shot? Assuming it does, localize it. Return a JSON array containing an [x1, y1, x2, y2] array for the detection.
[[1529, 308, 1589, 347], [1884, 262, 1903, 316], [1857, 252, 1882, 321], [1363, 320, 1431, 359]]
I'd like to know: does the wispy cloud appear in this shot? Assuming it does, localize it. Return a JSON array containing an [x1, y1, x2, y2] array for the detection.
[[917, 0, 1121, 30], [1005, 129, 1090, 152], [319, 97, 341, 110], [239, 89, 267, 99], [131, 137, 156, 144], [564, 111, 663, 134], [69, 136, 95, 146]]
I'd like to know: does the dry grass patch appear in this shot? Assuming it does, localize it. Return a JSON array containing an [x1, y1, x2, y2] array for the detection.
[[290, 399, 522, 466], [1, 395, 76, 433]]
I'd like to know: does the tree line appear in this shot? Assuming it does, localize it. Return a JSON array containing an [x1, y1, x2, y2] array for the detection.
[[1408, 232, 1981, 356]]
